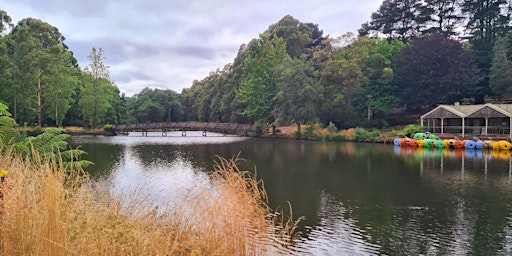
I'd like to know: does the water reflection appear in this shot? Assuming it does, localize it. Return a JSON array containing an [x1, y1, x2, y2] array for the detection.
[[69, 136, 512, 255], [108, 147, 212, 207], [393, 145, 512, 161], [292, 191, 381, 255]]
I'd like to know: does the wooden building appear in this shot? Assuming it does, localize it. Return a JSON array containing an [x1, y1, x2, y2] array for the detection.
[[421, 103, 512, 138]]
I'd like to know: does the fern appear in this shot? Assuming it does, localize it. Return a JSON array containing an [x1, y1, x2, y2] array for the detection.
[[0, 103, 92, 168], [0, 102, 12, 118]]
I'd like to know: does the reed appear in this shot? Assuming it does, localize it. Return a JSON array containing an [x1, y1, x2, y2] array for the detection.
[[0, 154, 300, 255]]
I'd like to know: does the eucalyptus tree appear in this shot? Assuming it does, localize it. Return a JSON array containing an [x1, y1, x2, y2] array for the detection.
[[266, 15, 326, 59], [274, 56, 319, 135], [0, 11, 14, 100], [235, 35, 288, 126], [0, 10, 12, 34], [319, 57, 365, 128], [129, 87, 184, 123], [80, 47, 115, 128], [42, 47, 79, 127], [357, 38, 404, 126], [6, 18, 76, 126], [181, 76, 216, 122]]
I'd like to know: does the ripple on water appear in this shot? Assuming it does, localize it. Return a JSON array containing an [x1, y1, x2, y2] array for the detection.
[[289, 191, 381, 255], [289, 190, 479, 256]]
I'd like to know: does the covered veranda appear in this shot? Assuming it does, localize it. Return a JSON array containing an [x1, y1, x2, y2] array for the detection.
[[420, 104, 512, 138]]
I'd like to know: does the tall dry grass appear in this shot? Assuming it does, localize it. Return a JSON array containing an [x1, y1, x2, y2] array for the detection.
[[0, 154, 301, 255]]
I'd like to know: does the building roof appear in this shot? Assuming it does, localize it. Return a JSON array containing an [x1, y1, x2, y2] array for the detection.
[[421, 103, 512, 119]]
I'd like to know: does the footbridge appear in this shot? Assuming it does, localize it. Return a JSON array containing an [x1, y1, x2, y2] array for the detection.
[[114, 122, 256, 136]]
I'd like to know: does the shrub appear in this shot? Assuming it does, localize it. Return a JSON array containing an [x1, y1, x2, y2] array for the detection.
[[354, 127, 381, 142], [325, 133, 346, 142], [103, 124, 116, 136], [327, 122, 338, 133], [401, 124, 423, 137]]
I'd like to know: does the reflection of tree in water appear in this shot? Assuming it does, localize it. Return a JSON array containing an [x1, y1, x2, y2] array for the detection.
[[132, 144, 182, 167], [74, 137, 512, 254], [76, 142, 125, 178], [131, 144, 220, 172]]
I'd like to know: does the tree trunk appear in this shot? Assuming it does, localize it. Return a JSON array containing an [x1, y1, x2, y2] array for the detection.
[[13, 74, 17, 121], [37, 70, 42, 127], [13, 90, 16, 122], [55, 103, 59, 127]]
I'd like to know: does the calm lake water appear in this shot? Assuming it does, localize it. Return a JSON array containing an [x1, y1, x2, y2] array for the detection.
[[70, 132, 512, 255]]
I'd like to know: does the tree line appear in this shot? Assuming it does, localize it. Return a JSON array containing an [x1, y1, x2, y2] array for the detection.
[[1, 1, 512, 130]]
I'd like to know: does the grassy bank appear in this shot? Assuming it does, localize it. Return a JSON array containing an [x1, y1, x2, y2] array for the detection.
[[0, 155, 300, 255], [19, 126, 105, 136], [276, 124, 422, 143]]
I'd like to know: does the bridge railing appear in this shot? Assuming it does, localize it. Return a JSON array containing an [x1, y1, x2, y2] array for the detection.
[[114, 122, 256, 135]]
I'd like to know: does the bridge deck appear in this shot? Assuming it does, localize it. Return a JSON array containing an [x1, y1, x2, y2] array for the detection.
[[114, 122, 255, 135]]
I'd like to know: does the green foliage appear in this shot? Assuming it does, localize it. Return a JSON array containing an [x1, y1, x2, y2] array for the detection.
[[327, 122, 338, 133], [236, 35, 287, 124], [387, 124, 424, 138], [490, 32, 512, 98], [0, 103, 92, 168], [1, 8, 510, 131], [0, 102, 19, 151], [103, 124, 116, 136], [129, 87, 184, 123], [462, 0, 511, 74], [401, 125, 423, 137], [394, 35, 478, 111], [324, 133, 346, 142], [353, 127, 381, 142], [274, 56, 319, 126]]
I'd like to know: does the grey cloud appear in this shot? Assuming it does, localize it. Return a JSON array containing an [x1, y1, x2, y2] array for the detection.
[[4, 0, 383, 96], [173, 46, 215, 60], [115, 70, 153, 83]]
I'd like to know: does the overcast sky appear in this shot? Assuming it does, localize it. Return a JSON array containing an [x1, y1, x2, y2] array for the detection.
[[4, 0, 383, 96]]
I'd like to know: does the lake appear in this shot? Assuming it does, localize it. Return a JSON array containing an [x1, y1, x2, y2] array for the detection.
[[70, 132, 512, 255]]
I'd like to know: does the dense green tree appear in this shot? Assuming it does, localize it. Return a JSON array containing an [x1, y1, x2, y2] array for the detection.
[[182, 78, 214, 122], [394, 34, 479, 111], [0, 11, 12, 88], [79, 48, 115, 128], [42, 47, 78, 127], [235, 35, 287, 125], [274, 57, 320, 135], [319, 58, 365, 128], [5, 18, 75, 126], [462, 0, 511, 99], [266, 15, 326, 59], [130, 87, 184, 123], [357, 38, 405, 127], [79, 73, 114, 128], [489, 32, 512, 98]]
